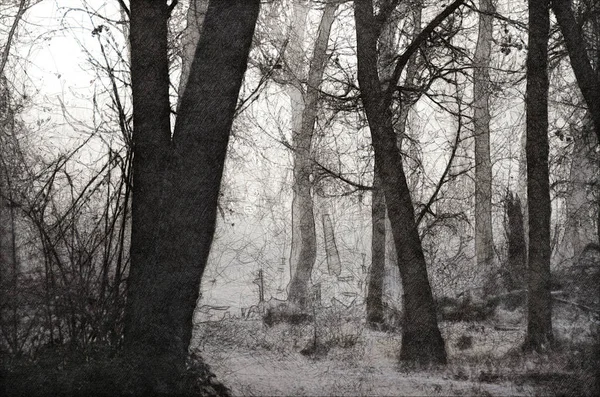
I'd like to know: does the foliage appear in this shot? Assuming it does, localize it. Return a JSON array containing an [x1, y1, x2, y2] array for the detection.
[[1, 343, 230, 397]]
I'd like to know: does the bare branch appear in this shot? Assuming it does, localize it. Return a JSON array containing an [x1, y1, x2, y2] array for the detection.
[[116, 0, 130, 18], [168, 0, 179, 15], [0, 0, 28, 77], [416, 96, 463, 226], [314, 161, 373, 191], [383, 0, 465, 109]]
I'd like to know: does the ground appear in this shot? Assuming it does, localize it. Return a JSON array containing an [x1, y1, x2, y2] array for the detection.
[[192, 303, 598, 396]]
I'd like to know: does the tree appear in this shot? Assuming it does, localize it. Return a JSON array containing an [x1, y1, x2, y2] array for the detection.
[[473, 0, 496, 291], [504, 191, 526, 291], [551, 0, 600, 144], [523, 0, 553, 352], [0, 0, 28, 77], [366, 170, 386, 325], [354, 0, 466, 365], [367, 2, 422, 330], [287, 1, 339, 310], [124, 0, 260, 392], [178, 0, 209, 105], [550, 0, 600, 252]]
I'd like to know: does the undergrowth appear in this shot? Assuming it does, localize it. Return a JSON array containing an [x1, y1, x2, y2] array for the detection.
[[1, 343, 230, 397]]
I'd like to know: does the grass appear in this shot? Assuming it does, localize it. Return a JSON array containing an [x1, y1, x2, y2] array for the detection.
[[3, 303, 596, 396], [193, 303, 598, 396]]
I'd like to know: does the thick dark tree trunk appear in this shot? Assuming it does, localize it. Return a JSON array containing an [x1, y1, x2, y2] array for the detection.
[[124, 0, 260, 392], [125, 0, 172, 375], [551, 0, 600, 143], [524, 0, 554, 352], [366, 172, 386, 327], [354, 0, 447, 365]]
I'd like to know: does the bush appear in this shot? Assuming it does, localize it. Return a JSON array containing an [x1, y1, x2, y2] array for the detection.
[[1, 343, 230, 397]]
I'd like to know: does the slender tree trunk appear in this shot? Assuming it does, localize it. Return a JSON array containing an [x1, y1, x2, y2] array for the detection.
[[473, 0, 496, 292], [518, 128, 529, 258], [0, 77, 19, 351], [124, 0, 259, 392], [288, 2, 339, 309], [354, 0, 447, 365], [524, 0, 553, 352], [287, 1, 310, 288]]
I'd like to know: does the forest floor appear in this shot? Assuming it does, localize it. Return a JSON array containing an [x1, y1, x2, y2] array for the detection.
[[192, 304, 598, 396]]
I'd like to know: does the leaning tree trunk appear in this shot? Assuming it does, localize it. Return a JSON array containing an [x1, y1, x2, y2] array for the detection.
[[559, 119, 598, 262], [473, 0, 496, 292], [367, 3, 421, 328], [354, 0, 447, 365], [523, 0, 553, 352], [124, 0, 260, 392], [551, 0, 600, 144], [288, 2, 339, 309]]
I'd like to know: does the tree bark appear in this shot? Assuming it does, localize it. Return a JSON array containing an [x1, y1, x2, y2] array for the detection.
[[0, 0, 27, 77], [504, 191, 526, 291], [559, 119, 598, 262], [473, 0, 496, 292], [125, 2, 172, 380], [287, 0, 311, 306], [524, 0, 554, 352], [551, 0, 600, 143], [288, 2, 339, 309], [124, 0, 260, 392], [368, 3, 421, 329], [354, 0, 447, 365], [366, 171, 386, 326], [178, 0, 209, 105], [0, 76, 20, 352]]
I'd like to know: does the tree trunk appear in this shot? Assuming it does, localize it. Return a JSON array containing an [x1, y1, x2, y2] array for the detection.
[[178, 0, 209, 105], [504, 191, 526, 291], [517, 128, 529, 259], [524, 0, 553, 352], [288, 2, 339, 309], [354, 0, 447, 365], [560, 119, 598, 262], [551, 0, 600, 143], [473, 0, 496, 292], [124, 2, 172, 376], [124, 0, 260, 392], [0, 76, 19, 352], [368, 3, 422, 327], [287, 1, 310, 288], [366, 172, 386, 326]]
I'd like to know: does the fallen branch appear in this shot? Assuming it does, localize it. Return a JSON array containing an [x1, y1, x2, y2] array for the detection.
[[553, 298, 600, 315]]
